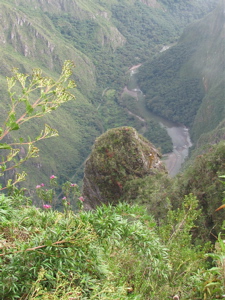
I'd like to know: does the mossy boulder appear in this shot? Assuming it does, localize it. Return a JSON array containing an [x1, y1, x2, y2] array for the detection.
[[82, 126, 166, 209]]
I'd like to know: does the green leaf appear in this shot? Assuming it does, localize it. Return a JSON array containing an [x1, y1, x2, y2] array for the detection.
[[8, 112, 16, 123], [6, 179, 12, 187], [1, 164, 6, 172], [26, 102, 34, 115], [45, 273, 55, 280], [10, 123, 20, 131], [0, 143, 12, 150], [205, 281, 220, 287]]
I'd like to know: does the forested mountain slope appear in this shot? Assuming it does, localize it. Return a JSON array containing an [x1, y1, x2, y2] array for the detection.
[[0, 0, 218, 188], [138, 0, 225, 146]]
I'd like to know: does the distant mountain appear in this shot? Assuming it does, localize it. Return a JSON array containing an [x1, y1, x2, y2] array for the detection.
[[138, 0, 224, 147], [0, 0, 218, 189]]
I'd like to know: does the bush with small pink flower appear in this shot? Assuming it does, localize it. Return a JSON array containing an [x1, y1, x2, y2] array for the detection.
[[36, 177, 82, 212]]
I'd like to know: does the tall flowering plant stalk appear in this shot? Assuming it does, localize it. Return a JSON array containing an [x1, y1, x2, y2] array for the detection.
[[36, 176, 56, 208], [62, 181, 83, 214], [0, 61, 76, 193], [36, 175, 84, 213]]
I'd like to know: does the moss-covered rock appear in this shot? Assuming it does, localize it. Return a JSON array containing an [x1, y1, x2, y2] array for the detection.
[[82, 126, 166, 209]]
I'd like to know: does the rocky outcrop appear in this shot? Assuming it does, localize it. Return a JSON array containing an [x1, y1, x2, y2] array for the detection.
[[82, 127, 166, 209]]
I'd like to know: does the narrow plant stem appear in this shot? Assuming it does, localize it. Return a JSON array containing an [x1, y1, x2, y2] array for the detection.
[[168, 205, 192, 244], [0, 239, 69, 257]]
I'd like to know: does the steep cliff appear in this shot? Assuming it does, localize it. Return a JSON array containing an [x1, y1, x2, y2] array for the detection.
[[82, 127, 166, 209]]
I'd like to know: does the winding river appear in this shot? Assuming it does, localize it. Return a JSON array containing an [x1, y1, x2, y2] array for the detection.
[[126, 66, 192, 177]]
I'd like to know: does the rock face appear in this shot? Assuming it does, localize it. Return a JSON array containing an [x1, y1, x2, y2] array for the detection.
[[82, 127, 166, 209]]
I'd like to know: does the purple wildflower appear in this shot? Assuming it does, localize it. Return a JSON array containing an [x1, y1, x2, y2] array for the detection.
[[79, 196, 85, 202], [36, 185, 41, 189], [50, 175, 56, 179]]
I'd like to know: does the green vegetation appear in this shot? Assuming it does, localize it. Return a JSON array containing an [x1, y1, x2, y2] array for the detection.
[[138, 43, 205, 126], [97, 90, 144, 131], [192, 120, 225, 156], [170, 142, 225, 241], [120, 93, 173, 153], [120, 140, 225, 243], [143, 122, 173, 154], [0, 61, 76, 192], [125, 141, 225, 244], [0, 57, 225, 299], [138, 0, 225, 145], [1, 187, 225, 299], [1, 3, 225, 297]]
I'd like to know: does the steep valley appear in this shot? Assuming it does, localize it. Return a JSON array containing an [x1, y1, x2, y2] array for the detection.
[[138, 0, 225, 149], [122, 67, 192, 176], [0, 0, 221, 190]]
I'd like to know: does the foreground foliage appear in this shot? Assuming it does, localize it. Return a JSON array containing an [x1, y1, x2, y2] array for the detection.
[[0, 61, 76, 192], [0, 195, 224, 299]]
